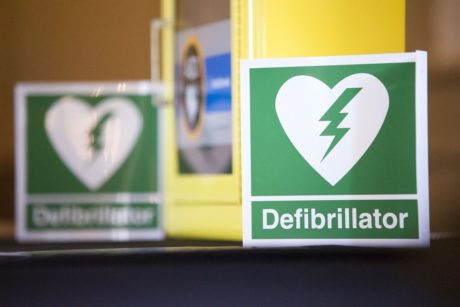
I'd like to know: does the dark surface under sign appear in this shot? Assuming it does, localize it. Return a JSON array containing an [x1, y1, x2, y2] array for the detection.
[[1, 238, 459, 306]]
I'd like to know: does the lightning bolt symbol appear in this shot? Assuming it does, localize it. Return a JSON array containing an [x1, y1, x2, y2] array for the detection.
[[320, 87, 362, 160], [88, 111, 114, 155]]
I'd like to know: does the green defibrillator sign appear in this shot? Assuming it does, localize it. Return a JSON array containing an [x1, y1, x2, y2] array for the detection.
[[241, 51, 429, 247], [15, 81, 163, 242]]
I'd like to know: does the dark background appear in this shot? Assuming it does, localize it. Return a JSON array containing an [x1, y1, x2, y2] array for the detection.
[[1, 239, 459, 306]]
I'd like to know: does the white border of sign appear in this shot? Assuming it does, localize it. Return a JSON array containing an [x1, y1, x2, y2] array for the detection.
[[15, 81, 165, 242], [241, 51, 429, 248]]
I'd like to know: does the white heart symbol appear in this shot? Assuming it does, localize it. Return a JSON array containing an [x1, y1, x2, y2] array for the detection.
[[45, 96, 143, 190], [275, 73, 389, 186]]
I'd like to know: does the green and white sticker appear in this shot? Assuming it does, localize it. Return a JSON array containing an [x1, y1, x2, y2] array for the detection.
[[15, 81, 164, 242], [241, 51, 429, 247]]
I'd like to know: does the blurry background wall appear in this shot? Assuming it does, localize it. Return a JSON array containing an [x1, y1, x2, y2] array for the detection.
[[1, 0, 459, 236], [407, 0, 460, 234]]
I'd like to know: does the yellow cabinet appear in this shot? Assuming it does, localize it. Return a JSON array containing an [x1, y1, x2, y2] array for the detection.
[[161, 0, 405, 240]]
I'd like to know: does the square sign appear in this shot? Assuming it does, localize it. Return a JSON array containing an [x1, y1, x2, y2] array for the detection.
[[241, 51, 429, 247], [15, 81, 164, 242]]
